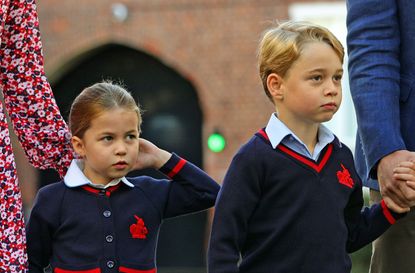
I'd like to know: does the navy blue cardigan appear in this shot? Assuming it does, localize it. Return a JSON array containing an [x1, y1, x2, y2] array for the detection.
[[26, 154, 220, 273], [208, 130, 404, 273]]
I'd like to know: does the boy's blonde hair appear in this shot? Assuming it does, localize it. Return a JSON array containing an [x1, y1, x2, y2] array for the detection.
[[69, 81, 142, 138], [258, 21, 344, 101]]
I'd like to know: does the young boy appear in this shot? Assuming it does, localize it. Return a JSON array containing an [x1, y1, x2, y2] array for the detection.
[[207, 21, 408, 273]]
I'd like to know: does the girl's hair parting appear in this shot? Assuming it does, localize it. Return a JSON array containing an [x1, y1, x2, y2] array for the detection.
[[69, 80, 142, 138], [257, 20, 344, 101]]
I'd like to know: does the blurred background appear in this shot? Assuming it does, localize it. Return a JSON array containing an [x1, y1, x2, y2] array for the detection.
[[10, 0, 371, 272]]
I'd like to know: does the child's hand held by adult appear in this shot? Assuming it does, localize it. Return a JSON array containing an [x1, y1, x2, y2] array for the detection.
[[383, 197, 410, 213]]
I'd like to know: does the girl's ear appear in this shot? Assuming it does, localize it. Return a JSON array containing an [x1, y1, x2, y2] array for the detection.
[[71, 136, 85, 158], [267, 73, 284, 101]]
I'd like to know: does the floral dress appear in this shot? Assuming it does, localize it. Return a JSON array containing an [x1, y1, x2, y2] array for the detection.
[[0, 0, 73, 271]]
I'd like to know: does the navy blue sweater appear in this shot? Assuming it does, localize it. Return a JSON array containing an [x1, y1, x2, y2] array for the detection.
[[26, 154, 220, 273], [208, 130, 404, 273]]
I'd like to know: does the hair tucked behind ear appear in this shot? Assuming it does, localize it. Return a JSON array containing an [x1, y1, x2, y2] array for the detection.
[[69, 80, 142, 138]]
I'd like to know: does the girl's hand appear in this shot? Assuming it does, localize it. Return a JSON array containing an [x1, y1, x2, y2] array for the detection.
[[133, 138, 171, 170]]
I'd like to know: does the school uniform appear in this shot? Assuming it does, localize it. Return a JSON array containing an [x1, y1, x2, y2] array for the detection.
[[26, 153, 220, 273], [208, 114, 404, 273]]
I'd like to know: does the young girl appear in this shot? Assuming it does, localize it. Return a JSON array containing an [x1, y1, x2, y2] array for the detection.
[[26, 81, 220, 273]]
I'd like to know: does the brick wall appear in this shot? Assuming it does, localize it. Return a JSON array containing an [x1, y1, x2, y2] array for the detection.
[[36, 0, 341, 182]]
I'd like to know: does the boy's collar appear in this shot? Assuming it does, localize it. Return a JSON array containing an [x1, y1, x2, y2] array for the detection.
[[265, 113, 341, 148]]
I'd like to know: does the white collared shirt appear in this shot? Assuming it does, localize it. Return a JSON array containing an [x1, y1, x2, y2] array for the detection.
[[265, 113, 336, 161], [64, 159, 134, 189]]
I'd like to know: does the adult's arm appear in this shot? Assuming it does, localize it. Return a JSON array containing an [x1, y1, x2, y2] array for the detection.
[[346, 0, 415, 209], [347, 0, 402, 176], [0, 0, 73, 178]]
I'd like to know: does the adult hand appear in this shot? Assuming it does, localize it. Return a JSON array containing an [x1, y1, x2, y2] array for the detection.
[[394, 160, 415, 201], [378, 150, 415, 212]]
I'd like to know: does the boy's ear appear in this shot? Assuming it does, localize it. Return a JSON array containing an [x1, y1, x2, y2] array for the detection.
[[71, 136, 85, 158], [267, 73, 284, 101]]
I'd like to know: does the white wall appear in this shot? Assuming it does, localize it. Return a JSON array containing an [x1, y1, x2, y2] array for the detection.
[[289, 2, 357, 152]]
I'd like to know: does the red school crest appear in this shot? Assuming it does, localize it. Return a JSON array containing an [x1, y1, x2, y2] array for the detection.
[[130, 215, 148, 239], [336, 164, 354, 188]]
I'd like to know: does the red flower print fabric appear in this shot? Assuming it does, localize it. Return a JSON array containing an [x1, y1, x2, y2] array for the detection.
[[0, 0, 73, 271]]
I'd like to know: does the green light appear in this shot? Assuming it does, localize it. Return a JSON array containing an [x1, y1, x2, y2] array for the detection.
[[207, 132, 226, 153]]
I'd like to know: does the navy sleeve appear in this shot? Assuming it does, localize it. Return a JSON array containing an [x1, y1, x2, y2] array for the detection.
[[26, 184, 63, 273], [158, 153, 220, 218], [208, 144, 261, 273], [344, 178, 405, 252], [347, 0, 405, 174]]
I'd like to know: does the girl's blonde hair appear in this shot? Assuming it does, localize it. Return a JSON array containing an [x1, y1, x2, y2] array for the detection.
[[258, 21, 344, 101], [69, 81, 142, 138]]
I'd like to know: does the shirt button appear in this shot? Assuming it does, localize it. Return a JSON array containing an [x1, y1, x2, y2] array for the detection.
[[103, 210, 111, 217], [107, 260, 115, 268], [106, 235, 114, 242]]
